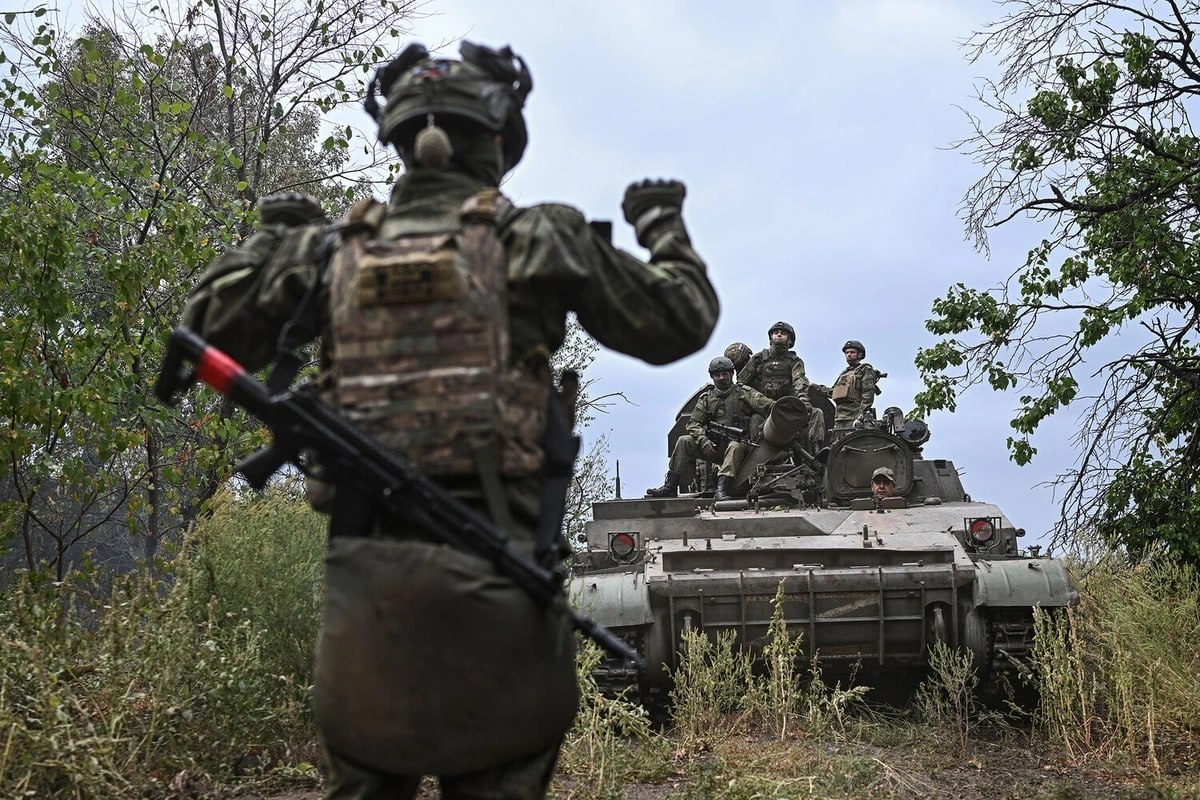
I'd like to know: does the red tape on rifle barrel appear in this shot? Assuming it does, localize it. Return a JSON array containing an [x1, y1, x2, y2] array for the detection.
[[196, 347, 244, 396]]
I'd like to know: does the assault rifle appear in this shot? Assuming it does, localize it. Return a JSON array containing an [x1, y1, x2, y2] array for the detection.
[[155, 326, 642, 669], [704, 421, 753, 446]]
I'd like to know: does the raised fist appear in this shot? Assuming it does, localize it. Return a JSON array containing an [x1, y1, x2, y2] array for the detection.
[[621, 179, 686, 225]]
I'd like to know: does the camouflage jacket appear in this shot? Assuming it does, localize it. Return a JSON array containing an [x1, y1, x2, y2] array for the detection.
[[182, 167, 719, 531], [830, 362, 878, 415], [738, 346, 812, 408], [686, 384, 774, 444]]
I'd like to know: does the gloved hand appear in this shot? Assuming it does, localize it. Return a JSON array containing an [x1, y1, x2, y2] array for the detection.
[[813, 384, 832, 397], [700, 439, 717, 460], [622, 179, 686, 226], [257, 192, 328, 227]]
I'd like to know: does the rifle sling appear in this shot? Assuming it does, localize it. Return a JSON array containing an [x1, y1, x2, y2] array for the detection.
[[472, 441, 517, 538]]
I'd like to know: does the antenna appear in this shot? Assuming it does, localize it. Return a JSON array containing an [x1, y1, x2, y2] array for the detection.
[[614, 459, 622, 500]]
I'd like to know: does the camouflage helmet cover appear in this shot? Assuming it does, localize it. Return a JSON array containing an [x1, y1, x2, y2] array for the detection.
[[708, 356, 735, 374], [364, 41, 532, 172], [723, 341, 752, 371], [768, 321, 796, 347], [872, 466, 895, 482], [842, 339, 866, 357]]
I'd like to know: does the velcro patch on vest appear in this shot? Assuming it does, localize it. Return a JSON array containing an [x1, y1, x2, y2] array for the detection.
[[356, 239, 463, 306]]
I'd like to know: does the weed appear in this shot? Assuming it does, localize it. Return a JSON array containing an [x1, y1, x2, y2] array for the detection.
[[913, 640, 1007, 754], [0, 488, 324, 798], [1029, 559, 1200, 773], [670, 628, 754, 742], [558, 641, 670, 799]]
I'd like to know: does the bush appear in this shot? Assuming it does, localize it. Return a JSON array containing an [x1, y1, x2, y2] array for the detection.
[[557, 640, 670, 799], [1030, 558, 1200, 772], [0, 488, 325, 798]]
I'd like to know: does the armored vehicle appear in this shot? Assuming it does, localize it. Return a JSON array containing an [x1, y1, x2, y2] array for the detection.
[[568, 388, 1077, 701]]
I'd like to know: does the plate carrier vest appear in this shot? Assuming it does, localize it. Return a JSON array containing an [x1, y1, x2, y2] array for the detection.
[[753, 349, 799, 400], [326, 189, 548, 479]]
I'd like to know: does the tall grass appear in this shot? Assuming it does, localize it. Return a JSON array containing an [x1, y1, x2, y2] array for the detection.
[[671, 582, 869, 744], [0, 488, 325, 798], [1029, 558, 1200, 772], [557, 641, 670, 800]]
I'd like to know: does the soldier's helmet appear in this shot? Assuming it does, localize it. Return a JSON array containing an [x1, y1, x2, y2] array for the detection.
[[364, 41, 532, 173], [768, 321, 796, 347], [708, 356, 735, 374], [723, 342, 752, 371], [842, 339, 866, 357]]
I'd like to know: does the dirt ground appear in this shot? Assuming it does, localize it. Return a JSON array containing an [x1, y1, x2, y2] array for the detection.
[[239, 736, 1186, 800]]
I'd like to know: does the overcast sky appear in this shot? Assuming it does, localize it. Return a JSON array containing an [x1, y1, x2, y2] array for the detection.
[[394, 0, 1086, 546], [35, 0, 1081, 545]]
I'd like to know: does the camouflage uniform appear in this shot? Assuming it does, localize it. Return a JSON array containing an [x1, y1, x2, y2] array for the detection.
[[738, 346, 812, 406], [182, 41, 717, 800], [830, 362, 878, 429], [739, 323, 821, 450], [668, 383, 774, 480]]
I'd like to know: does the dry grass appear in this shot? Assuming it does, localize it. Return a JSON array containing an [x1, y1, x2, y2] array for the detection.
[[3, 502, 1199, 799]]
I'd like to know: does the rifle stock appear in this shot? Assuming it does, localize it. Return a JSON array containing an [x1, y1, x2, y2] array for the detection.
[[156, 326, 643, 669]]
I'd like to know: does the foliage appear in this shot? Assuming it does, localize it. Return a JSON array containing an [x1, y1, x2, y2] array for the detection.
[[916, 0, 1200, 562], [558, 640, 670, 799], [670, 628, 755, 741], [1027, 558, 1200, 772], [552, 314, 621, 545], [0, 488, 325, 798], [670, 582, 869, 746], [0, 1, 413, 577], [743, 581, 804, 738], [912, 641, 1006, 755]]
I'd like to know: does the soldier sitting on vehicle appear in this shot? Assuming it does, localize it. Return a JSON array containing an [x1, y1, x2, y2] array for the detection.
[[738, 321, 826, 458], [723, 341, 752, 373], [646, 356, 774, 502]]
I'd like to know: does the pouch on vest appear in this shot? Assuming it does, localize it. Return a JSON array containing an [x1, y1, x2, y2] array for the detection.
[[327, 190, 548, 479], [313, 537, 579, 775], [831, 381, 851, 401]]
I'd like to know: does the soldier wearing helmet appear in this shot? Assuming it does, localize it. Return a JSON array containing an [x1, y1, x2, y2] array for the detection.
[[646, 356, 774, 502], [738, 322, 813, 410], [737, 321, 820, 452], [182, 40, 718, 800], [817, 339, 881, 434], [723, 341, 752, 372]]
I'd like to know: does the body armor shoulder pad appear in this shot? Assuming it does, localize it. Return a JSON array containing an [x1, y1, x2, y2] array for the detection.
[[340, 198, 387, 235]]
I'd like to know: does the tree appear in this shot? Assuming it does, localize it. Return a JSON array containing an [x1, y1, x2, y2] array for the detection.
[[0, 1, 414, 577], [552, 315, 624, 545], [915, 0, 1200, 563]]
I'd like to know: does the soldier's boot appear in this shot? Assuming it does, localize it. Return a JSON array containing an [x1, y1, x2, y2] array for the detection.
[[713, 476, 731, 502], [645, 471, 680, 498]]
